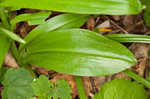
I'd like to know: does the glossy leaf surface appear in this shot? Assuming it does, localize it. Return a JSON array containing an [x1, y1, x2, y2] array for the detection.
[[0, 27, 25, 44], [106, 34, 150, 43], [11, 11, 51, 26], [22, 29, 136, 76], [19, 14, 89, 50], [0, 0, 143, 15]]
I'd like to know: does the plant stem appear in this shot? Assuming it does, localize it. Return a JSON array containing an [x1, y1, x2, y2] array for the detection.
[[74, 76, 87, 99], [124, 69, 150, 88], [0, 7, 20, 67], [10, 41, 19, 61]]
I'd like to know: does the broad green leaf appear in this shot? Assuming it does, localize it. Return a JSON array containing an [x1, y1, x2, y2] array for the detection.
[[93, 79, 148, 99], [105, 34, 150, 43], [21, 29, 136, 76], [11, 11, 51, 26], [0, 27, 25, 43], [0, 0, 143, 15], [31, 75, 71, 99], [2, 68, 34, 99], [0, 34, 10, 67], [19, 14, 89, 51]]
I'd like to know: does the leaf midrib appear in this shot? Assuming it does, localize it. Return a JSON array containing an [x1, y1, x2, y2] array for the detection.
[[25, 49, 135, 64]]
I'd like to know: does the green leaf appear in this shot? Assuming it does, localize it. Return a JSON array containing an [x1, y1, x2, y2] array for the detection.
[[21, 29, 136, 76], [0, 67, 8, 82], [19, 14, 89, 50], [105, 34, 150, 43], [0, 27, 25, 44], [144, 7, 150, 27], [93, 79, 148, 99], [141, 0, 150, 6], [75, 76, 87, 99], [31, 75, 71, 99], [11, 11, 51, 26], [0, 34, 10, 67], [123, 69, 150, 88], [52, 80, 71, 99], [146, 71, 150, 81], [31, 75, 53, 99], [0, 0, 143, 15], [2, 68, 34, 99], [141, 0, 150, 27]]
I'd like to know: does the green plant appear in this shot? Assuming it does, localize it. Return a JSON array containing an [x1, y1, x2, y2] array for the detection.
[[2, 68, 34, 99], [141, 0, 150, 27], [93, 79, 148, 99], [0, 0, 150, 99], [31, 75, 71, 99], [1, 68, 72, 99]]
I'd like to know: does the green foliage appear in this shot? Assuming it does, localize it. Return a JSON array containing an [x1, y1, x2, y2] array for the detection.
[[0, 34, 10, 67], [141, 0, 150, 27], [93, 79, 148, 99], [0, 27, 25, 44], [141, 0, 150, 6], [75, 76, 86, 99], [2, 68, 35, 99], [50, 80, 71, 99], [11, 11, 51, 26], [0, 8, 11, 68], [20, 29, 136, 76], [19, 14, 89, 50], [0, 1, 149, 99], [0, 0, 143, 15], [124, 69, 150, 88], [0, 67, 8, 82], [146, 71, 150, 81], [31, 75, 71, 99], [31, 75, 53, 99], [144, 7, 150, 27], [105, 34, 150, 43]]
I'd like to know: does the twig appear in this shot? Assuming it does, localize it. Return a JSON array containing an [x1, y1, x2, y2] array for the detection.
[[104, 16, 128, 34]]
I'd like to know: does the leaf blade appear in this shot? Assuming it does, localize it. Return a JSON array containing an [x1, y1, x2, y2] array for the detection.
[[0, 34, 10, 67], [105, 34, 150, 43], [93, 79, 148, 99], [2, 68, 35, 99], [19, 14, 89, 51], [11, 11, 51, 26], [21, 29, 136, 76], [0, 0, 143, 15], [0, 27, 25, 44]]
